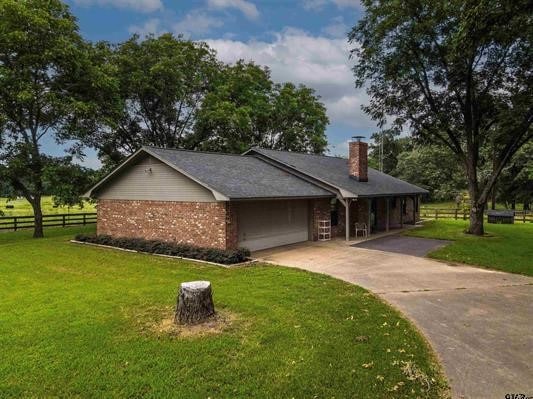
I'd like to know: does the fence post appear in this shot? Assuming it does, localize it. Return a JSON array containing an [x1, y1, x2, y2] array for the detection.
[[435, 209, 438, 220], [62, 214, 66, 227], [463, 211, 467, 220], [14, 217, 17, 232], [524, 211, 526, 223], [454, 209, 458, 220]]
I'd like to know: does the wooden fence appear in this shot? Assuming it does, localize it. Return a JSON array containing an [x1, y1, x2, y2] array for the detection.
[[0, 213, 97, 231], [420, 208, 533, 223]]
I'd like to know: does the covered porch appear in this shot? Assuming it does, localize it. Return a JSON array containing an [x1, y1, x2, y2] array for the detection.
[[335, 195, 421, 241]]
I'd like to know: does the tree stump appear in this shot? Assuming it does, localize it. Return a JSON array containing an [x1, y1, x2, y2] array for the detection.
[[175, 281, 215, 325]]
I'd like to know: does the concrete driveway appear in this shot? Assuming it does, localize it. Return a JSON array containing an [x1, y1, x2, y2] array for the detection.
[[254, 240, 533, 399]]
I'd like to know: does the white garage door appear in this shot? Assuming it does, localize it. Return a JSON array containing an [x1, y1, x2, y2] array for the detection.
[[237, 200, 309, 251]]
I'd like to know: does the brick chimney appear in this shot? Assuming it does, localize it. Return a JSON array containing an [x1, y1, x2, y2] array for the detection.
[[349, 136, 368, 182]]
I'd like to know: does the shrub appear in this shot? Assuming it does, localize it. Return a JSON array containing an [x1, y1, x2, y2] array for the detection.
[[74, 234, 251, 265]]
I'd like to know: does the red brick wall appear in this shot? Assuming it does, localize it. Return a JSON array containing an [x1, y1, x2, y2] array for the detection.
[[225, 202, 239, 250], [311, 198, 350, 239], [97, 199, 231, 249], [348, 141, 368, 182]]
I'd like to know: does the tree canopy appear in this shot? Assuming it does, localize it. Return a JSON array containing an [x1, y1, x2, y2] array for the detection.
[[350, 0, 532, 234], [0, 0, 111, 237], [87, 37, 329, 169], [192, 61, 328, 154]]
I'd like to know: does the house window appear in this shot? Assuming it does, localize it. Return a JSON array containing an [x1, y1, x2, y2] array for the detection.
[[402, 198, 407, 215]]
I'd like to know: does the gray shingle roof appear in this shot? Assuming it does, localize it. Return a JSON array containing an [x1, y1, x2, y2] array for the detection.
[[249, 147, 428, 197], [145, 147, 334, 199]]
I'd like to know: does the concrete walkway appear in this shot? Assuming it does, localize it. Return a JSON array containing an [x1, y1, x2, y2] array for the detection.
[[254, 239, 533, 399]]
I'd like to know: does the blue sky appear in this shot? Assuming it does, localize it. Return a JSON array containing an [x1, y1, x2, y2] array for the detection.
[[58, 0, 376, 167]]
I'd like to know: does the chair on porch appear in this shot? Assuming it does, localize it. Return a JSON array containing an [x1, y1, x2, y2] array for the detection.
[[354, 222, 368, 239]]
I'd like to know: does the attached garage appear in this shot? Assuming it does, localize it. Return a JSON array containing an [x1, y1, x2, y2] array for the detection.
[[236, 200, 309, 251]]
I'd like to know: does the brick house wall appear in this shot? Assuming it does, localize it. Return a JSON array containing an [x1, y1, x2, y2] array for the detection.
[[225, 202, 239, 250], [97, 199, 235, 250], [311, 198, 331, 241], [311, 198, 366, 239]]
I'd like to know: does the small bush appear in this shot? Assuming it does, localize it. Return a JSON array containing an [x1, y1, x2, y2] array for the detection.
[[74, 234, 251, 265]]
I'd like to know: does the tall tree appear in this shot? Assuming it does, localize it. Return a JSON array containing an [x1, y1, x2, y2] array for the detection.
[[192, 61, 328, 154], [350, 0, 532, 235], [395, 145, 467, 201], [0, 0, 110, 237], [368, 129, 412, 174], [87, 34, 221, 167], [190, 61, 272, 153]]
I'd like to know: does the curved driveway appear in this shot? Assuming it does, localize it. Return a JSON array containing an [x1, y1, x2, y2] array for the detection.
[[254, 240, 533, 399]]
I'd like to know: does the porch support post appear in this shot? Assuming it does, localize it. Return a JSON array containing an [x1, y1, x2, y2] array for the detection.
[[367, 198, 372, 235], [345, 198, 351, 241], [386, 197, 390, 232], [400, 196, 404, 228]]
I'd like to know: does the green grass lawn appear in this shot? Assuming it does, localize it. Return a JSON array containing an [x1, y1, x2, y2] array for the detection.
[[405, 220, 533, 276], [0, 196, 96, 217], [0, 226, 447, 398]]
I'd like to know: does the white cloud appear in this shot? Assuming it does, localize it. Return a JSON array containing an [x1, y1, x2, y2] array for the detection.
[[322, 16, 349, 38], [207, 0, 260, 20], [206, 28, 375, 143], [73, 0, 163, 13], [302, 0, 360, 11], [333, 0, 360, 8], [128, 18, 161, 37], [173, 11, 224, 37]]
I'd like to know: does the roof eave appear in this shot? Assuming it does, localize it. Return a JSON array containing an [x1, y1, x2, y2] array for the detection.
[[228, 194, 335, 201]]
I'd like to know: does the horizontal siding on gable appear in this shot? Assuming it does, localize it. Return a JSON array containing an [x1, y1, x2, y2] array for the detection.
[[95, 155, 216, 202]]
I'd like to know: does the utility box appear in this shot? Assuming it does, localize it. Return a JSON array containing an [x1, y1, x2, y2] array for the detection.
[[487, 210, 514, 224]]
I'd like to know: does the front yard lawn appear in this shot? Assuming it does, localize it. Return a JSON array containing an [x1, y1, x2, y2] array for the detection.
[[405, 220, 533, 276], [0, 226, 447, 398]]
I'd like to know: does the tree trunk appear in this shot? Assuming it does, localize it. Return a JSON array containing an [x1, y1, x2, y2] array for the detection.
[[468, 205, 485, 235], [32, 197, 44, 238], [175, 281, 215, 325], [465, 155, 486, 236]]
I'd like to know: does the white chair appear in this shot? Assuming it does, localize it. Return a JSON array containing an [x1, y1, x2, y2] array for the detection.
[[354, 222, 368, 239]]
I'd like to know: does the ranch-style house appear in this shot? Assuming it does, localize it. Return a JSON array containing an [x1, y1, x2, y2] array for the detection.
[[85, 138, 427, 251]]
